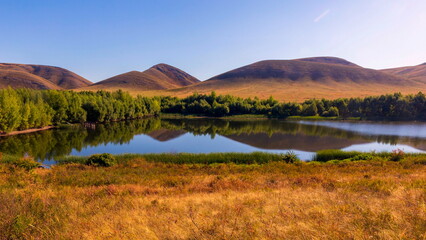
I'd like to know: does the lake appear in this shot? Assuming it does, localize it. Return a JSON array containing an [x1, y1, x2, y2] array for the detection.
[[1, 118, 425, 163]]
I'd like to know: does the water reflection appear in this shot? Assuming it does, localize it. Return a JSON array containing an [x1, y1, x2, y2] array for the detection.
[[0, 118, 425, 162]]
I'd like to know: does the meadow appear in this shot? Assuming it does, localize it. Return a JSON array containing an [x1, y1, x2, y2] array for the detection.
[[0, 152, 425, 239]]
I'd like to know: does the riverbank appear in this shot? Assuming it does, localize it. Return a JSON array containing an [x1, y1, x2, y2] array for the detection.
[[160, 113, 361, 121], [0, 126, 55, 137], [1, 153, 425, 239]]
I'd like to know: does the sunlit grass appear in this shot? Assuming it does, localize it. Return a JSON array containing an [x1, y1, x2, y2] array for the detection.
[[0, 153, 425, 239], [56, 152, 299, 165]]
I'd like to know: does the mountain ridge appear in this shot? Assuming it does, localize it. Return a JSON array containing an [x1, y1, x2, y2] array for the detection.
[[0, 63, 92, 90], [150, 57, 426, 101], [380, 63, 426, 84], [85, 64, 199, 91]]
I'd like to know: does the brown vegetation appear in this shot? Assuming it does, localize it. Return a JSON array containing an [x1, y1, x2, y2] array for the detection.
[[1, 157, 425, 239], [4, 57, 426, 102], [141, 57, 426, 101], [83, 64, 199, 92], [0, 63, 92, 90], [381, 62, 426, 84]]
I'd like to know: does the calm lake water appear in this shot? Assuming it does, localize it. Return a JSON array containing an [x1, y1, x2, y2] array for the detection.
[[1, 118, 426, 163]]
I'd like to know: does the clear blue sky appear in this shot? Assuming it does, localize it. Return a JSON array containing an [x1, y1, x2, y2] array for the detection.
[[1, 0, 425, 82]]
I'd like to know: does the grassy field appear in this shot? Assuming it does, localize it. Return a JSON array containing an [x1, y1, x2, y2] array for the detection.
[[136, 81, 425, 102], [0, 152, 425, 239]]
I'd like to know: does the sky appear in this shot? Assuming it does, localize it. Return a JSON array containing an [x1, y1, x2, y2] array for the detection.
[[1, 0, 426, 82]]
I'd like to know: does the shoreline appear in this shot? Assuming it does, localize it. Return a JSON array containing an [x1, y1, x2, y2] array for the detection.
[[0, 126, 56, 137], [1, 114, 424, 137]]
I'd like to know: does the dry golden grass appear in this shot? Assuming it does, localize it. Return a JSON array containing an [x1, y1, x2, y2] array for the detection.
[[0, 70, 62, 90], [381, 63, 426, 84], [79, 58, 426, 101], [81, 64, 199, 92], [1, 159, 425, 239], [0, 63, 92, 90], [129, 81, 425, 102]]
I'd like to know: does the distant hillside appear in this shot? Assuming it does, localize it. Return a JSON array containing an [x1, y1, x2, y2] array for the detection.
[[296, 57, 361, 67], [0, 63, 92, 89], [84, 64, 199, 91], [0, 70, 62, 90], [381, 63, 426, 84], [154, 57, 425, 101]]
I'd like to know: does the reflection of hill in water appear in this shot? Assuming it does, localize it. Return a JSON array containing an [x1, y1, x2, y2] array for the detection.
[[161, 118, 426, 151], [1, 117, 426, 161], [224, 133, 367, 152], [147, 129, 186, 141]]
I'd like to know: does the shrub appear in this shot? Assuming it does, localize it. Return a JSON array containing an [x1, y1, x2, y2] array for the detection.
[[86, 153, 116, 167], [350, 153, 373, 161], [390, 149, 405, 161], [281, 151, 300, 163], [2, 156, 41, 170], [313, 150, 362, 162]]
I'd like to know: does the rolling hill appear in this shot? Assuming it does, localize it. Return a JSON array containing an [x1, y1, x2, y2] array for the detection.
[[4, 57, 426, 102], [0, 63, 92, 89], [83, 64, 199, 91], [381, 62, 426, 84], [151, 57, 426, 101]]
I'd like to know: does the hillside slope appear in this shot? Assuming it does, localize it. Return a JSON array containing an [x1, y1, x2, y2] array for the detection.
[[0, 63, 92, 89], [381, 63, 426, 84], [84, 64, 199, 91], [155, 57, 425, 101], [0, 70, 62, 90]]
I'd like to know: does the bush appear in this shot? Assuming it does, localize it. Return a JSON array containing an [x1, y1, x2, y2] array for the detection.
[[1, 155, 41, 170], [86, 153, 116, 167], [389, 149, 405, 161], [350, 153, 374, 161], [281, 151, 300, 163], [313, 150, 362, 162]]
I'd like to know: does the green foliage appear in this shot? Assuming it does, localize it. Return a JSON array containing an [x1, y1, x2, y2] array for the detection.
[[0, 88, 22, 132], [350, 153, 374, 161], [0, 89, 160, 132], [58, 152, 298, 165], [86, 153, 117, 167], [281, 151, 299, 163], [160, 92, 426, 121], [313, 150, 364, 162], [1, 154, 41, 170], [313, 149, 411, 162], [322, 106, 339, 117], [1, 89, 425, 134]]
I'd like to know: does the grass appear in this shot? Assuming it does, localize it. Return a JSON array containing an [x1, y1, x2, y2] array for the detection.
[[0, 153, 425, 239], [139, 81, 425, 102], [56, 152, 299, 165], [313, 149, 426, 163]]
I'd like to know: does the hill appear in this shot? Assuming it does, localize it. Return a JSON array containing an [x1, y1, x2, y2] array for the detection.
[[84, 64, 199, 91], [380, 62, 426, 84], [296, 56, 360, 67], [153, 57, 425, 101], [0, 63, 92, 89], [0, 70, 62, 90]]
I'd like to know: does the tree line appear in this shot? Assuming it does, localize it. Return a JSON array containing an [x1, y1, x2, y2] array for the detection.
[[160, 91, 426, 120], [1, 88, 425, 133], [0, 88, 160, 133]]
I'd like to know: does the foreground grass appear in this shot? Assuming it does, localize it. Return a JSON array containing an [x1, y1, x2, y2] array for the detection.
[[0, 154, 425, 239]]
